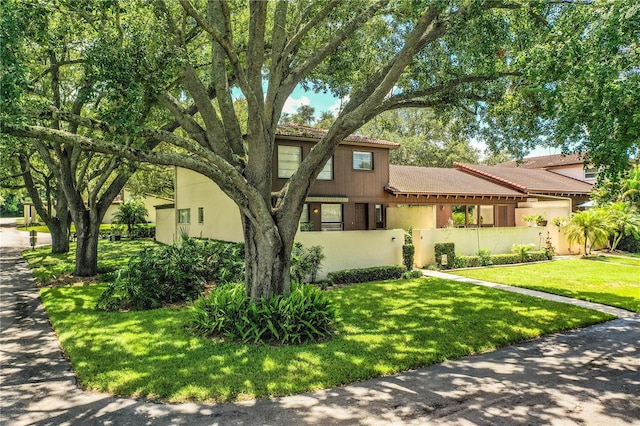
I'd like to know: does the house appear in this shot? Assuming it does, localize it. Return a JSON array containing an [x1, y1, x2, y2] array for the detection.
[[499, 152, 597, 184], [156, 125, 593, 274]]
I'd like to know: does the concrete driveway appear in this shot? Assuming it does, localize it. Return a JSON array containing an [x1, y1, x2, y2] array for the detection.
[[1, 221, 639, 425]]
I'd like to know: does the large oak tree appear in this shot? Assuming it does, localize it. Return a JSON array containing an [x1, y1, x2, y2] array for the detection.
[[3, 0, 636, 300]]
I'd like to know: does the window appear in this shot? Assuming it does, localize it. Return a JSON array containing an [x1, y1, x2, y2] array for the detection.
[[318, 157, 333, 180], [278, 145, 302, 178], [299, 204, 313, 231], [584, 167, 597, 180], [198, 207, 204, 224], [353, 151, 373, 170], [178, 208, 191, 224], [375, 204, 384, 229], [321, 204, 343, 231]]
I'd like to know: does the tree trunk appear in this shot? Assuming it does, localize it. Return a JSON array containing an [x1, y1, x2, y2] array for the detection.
[[243, 216, 294, 302], [74, 212, 100, 276], [47, 219, 70, 254]]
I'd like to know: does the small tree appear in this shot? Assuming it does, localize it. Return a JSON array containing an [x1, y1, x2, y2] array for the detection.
[[112, 200, 148, 238], [564, 210, 610, 255], [601, 202, 640, 252]]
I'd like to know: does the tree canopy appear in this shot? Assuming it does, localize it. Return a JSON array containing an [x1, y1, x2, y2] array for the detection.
[[2, 0, 637, 299]]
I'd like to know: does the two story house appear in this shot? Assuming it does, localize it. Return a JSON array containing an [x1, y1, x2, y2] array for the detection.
[[157, 125, 593, 272]]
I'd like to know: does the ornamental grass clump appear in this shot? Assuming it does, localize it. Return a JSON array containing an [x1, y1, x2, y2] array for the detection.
[[190, 282, 337, 345]]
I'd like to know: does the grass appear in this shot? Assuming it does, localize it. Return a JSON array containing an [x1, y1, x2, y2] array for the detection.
[[40, 277, 613, 403], [18, 223, 116, 233], [588, 255, 640, 267], [451, 258, 640, 313], [23, 239, 157, 284]]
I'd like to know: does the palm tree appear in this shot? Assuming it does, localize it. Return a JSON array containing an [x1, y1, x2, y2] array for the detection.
[[564, 209, 610, 255], [621, 166, 640, 207], [602, 202, 640, 251], [112, 200, 148, 238]]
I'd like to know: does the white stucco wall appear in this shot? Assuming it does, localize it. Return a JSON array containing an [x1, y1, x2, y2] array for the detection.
[[387, 205, 436, 230], [155, 207, 176, 244]]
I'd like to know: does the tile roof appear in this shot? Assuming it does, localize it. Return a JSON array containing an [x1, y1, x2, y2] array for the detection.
[[387, 165, 526, 197], [500, 152, 585, 169], [454, 163, 593, 195], [275, 124, 400, 148]]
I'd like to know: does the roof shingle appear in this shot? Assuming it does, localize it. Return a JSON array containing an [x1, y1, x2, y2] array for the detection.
[[276, 124, 400, 148], [500, 152, 585, 169]]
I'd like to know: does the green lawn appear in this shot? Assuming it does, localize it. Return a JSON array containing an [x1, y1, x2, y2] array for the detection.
[[23, 239, 158, 284], [588, 255, 640, 267], [451, 259, 640, 313], [18, 224, 116, 233], [40, 277, 613, 403]]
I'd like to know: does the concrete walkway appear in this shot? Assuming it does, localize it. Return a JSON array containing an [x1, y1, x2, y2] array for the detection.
[[1, 225, 639, 425]]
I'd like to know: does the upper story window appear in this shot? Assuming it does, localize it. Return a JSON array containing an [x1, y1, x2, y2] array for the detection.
[[584, 167, 597, 180], [318, 157, 333, 180], [278, 145, 302, 178], [353, 151, 373, 170], [178, 208, 191, 224]]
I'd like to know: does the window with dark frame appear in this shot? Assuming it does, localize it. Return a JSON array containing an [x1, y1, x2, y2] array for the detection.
[[321, 204, 343, 231], [278, 145, 302, 178], [198, 207, 204, 224], [318, 157, 333, 180], [353, 151, 373, 170], [375, 204, 384, 229]]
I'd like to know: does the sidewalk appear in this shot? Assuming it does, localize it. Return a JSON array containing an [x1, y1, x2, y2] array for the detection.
[[1, 230, 639, 424]]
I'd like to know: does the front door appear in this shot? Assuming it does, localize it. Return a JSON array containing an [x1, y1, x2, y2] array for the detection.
[[354, 203, 368, 230]]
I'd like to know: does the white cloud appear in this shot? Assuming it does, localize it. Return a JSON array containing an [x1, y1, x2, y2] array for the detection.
[[283, 96, 311, 115]]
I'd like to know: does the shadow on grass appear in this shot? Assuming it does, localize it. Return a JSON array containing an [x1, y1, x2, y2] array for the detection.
[[41, 278, 613, 404]]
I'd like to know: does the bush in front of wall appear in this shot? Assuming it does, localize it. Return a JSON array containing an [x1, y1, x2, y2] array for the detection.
[[434, 242, 456, 269], [402, 227, 415, 271], [402, 270, 424, 279], [189, 282, 336, 345], [477, 248, 493, 266], [328, 265, 406, 284]]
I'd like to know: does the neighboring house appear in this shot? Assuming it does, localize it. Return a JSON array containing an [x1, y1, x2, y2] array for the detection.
[[499, 152, 597, 184], [157, 125, 594, 274]]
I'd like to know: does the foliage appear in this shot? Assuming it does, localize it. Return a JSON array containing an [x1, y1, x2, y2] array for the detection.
[[477, 248, 493, 266], [600, 202, 640, 251], [453, 259, 640, 313], [6, 0, 629, 300], [617, 234, 640, 253], [511, 244, 536, 262], [327, 266, 406, 284], [190, 282, 336, 345], [402, 270, 424, 279], [564, 209, 611, 255], [126, 163, 175, 199], [39, 278, 613, 402], [96, 238, 245, 311], [112, 200, 148, 238], [290, 243, 325, 284], [0, 191, 24, 217], [402, 244, 416, 271], [360, 110, 480, 168], [434, 243, 456, 269], [482, 2, 640, 179]]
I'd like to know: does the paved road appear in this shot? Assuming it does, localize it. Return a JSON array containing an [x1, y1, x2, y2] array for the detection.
[[1, 223, 639, 425]]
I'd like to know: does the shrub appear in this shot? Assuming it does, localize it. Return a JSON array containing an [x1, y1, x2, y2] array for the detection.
[[402, 270, 424, 279], [511, 243, 535, 262], [402, 244, 415, 270], [96, 238, 245, 311], [477, 248, 493, 266], [290, 243, 325, 284], [328, 265, 406, 284], [190, 282, 336, 345], [458, 255, 481, 268], [491, 253, 523, 265], [434, 242, 455, 269], [617, 234, 640, 253], [528, 250, 549, 262]]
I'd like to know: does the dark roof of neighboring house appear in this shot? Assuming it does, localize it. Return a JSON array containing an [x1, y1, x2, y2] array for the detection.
[[454, 163, 593, 195], [499, 152, 585, 169], [387, 165, 526, 198], [275, 124, 400, 149]]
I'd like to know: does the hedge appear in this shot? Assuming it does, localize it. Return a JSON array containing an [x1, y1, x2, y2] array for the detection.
[[434, 242, 456, 269], [457, 250, 549, 268], [328, 265, 406, 284]]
